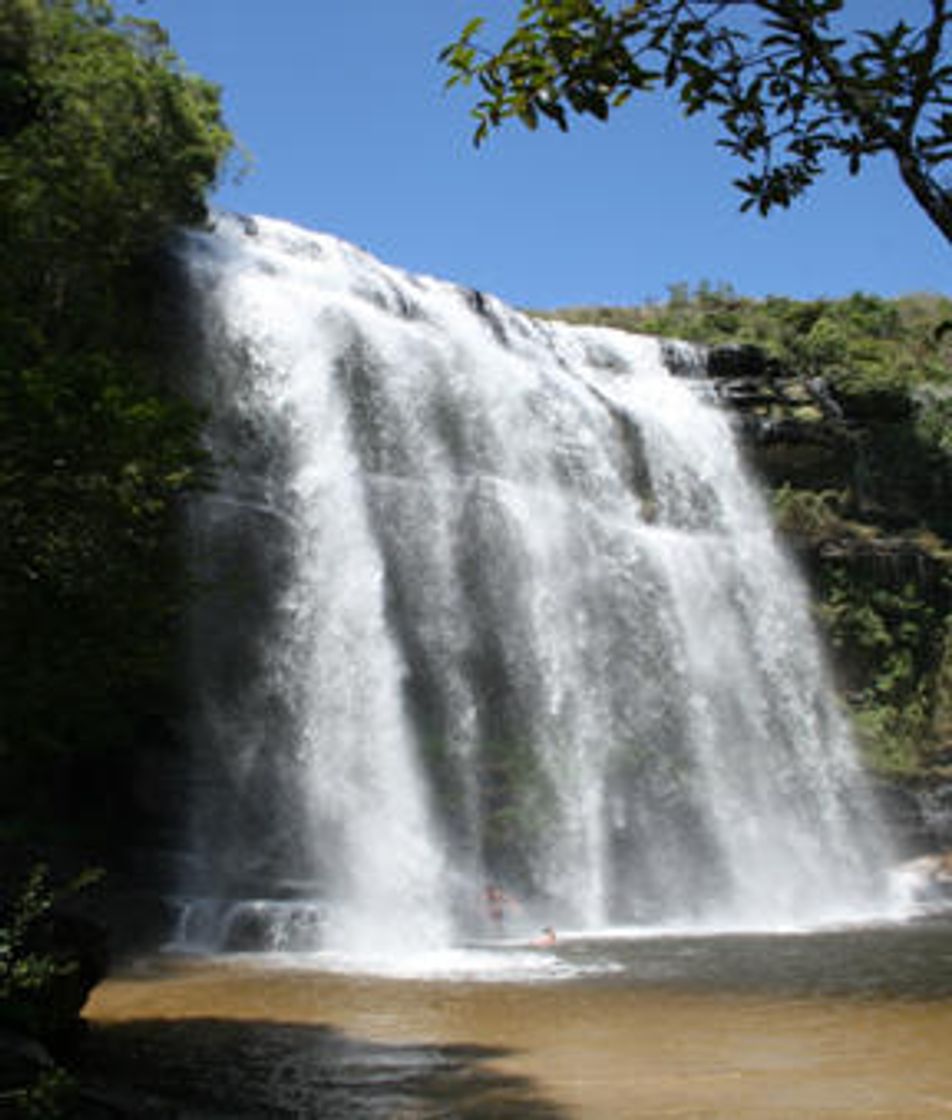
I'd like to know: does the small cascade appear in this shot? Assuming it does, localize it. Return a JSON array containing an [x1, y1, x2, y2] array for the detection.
[[178, 214, 900, 955]]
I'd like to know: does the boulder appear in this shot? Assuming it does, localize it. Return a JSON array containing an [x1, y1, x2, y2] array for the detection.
[[0, 1025, 55, 1111], [896, 850, 952, 902]]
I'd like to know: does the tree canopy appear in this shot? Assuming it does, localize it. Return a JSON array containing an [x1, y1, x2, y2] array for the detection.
[[0, 0, 233, 845], [1, 0, 233, 344], [441, 1, 952, 242]]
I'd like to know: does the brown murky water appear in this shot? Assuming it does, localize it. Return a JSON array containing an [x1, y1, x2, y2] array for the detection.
[[83, 921, 952, 1118]]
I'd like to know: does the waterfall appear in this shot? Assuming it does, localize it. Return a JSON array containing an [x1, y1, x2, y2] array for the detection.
[[178, 214, 899, 954]]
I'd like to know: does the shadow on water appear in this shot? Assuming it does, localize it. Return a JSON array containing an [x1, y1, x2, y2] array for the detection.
[[81, 1016, 569, 1119], [76, 915, 952, 1117]]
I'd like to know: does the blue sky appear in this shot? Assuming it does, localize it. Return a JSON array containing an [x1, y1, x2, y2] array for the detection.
[[129, 1, 948, 309]]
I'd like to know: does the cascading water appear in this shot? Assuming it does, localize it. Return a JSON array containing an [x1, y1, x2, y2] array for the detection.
[[177, 214, 901, 956]]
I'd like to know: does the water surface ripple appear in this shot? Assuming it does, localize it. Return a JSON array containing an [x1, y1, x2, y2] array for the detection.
[[85, 916, 952, 1117]]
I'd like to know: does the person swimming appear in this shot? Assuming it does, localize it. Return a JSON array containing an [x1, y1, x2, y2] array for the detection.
[[483, 884, 508, 926], [531, 926, 556, 947]]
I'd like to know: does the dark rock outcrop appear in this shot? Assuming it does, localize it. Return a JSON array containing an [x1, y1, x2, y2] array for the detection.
[[707, 343, 787, 382]]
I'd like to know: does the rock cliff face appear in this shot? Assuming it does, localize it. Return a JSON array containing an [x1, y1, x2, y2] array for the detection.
[[706, 343, 950, 529], [702, 343, 952, 846]]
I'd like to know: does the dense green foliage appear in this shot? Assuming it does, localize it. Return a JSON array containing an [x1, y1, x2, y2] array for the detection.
[[0, 0, 233, 845], [545, 288, 952, 781], [0, 864, 102, 1115], [1, 0, 231, 334], [443, 1, 952, 241], [818, 568, 950, 777], [0, 864, 96, 1028]]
